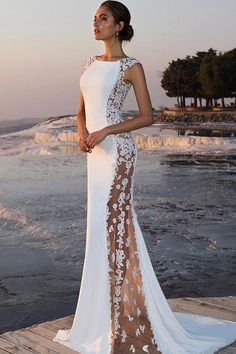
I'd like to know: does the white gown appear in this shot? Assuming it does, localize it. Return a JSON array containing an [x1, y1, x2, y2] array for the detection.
[[53, 55, 236, 354]]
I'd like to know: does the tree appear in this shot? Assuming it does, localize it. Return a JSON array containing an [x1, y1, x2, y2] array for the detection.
[[199, 52, 223, 107], [223, 48, 236, 107], [160, 47, 236, 109]]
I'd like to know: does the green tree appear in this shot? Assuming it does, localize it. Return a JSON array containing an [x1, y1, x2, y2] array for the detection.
[[161, 47, 236, 108], [199, 53, 223, 107], [222, 48, 236, 107]]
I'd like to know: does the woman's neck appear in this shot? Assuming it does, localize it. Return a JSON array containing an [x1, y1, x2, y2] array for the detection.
[[101, 41, 126, 60]]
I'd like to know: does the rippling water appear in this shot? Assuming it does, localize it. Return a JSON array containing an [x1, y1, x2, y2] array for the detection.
[[0, 117, 235, 332]]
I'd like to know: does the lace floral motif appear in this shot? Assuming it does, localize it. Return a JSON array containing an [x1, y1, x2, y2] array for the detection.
[[104, 57, 162, 354], [81, 55, 97, 75]]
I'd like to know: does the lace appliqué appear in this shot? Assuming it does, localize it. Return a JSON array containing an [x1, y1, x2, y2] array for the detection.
[[81, 55, 96, 75], [105, 57, 140, 128], [105, 57, 162, 354]]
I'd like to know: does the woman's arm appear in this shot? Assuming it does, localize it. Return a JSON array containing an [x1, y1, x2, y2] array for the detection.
[[77, 92, 87, 134], [77, 92, 91, 152], [85, 62, 154, 148]]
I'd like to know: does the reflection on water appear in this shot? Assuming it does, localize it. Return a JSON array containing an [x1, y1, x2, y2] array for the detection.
[[56, 145, 81, 154], [176, 128, 236, 137], [149, 124, 236, 138]]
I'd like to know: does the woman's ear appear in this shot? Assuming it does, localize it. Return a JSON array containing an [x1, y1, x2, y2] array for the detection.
[[118, 21, 125, 31]]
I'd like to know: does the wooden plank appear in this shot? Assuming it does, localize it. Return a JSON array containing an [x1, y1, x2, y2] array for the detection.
[[0, 341, 37, 354], [219, 346, 236, 354], [53, 316, 73, 324], [168, 298, 236, 321], [28, 324, 57, 338], [181, 298, 236, 319], [0, 332, 39, 353], [0, 349, 12, 354], [0, 337, 16, 351], [53, 317, 73, 327], [8, 329, 78, 354], [1, 331, 59, 354], [183, 297, 236, 315], [0, 335, 19, 354], [39, 321, 72, 335], [0, 297, 235, 354], [205, 296, 236, 309], [202, 297, 236, 312], [34, 317, 72, 330], [1, 332, 39, 354]]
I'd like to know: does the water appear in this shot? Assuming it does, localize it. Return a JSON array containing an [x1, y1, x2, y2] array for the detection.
[[1, 115, 236, 156], [0, 116, 236, 332], [0, 117, 46, 135]]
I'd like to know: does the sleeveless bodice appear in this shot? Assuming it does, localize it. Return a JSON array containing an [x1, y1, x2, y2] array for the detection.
[[79, 55, 140, 133]]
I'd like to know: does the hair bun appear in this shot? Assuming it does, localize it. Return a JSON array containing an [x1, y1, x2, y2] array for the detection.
[[120, 23, 134, 42]]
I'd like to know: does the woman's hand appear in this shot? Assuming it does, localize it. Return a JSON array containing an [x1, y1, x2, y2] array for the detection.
[[78, 129, 92, 153], [85, 127, 109, 149]]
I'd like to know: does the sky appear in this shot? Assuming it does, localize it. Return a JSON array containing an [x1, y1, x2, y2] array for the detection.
[[0, 0, 235, 121]]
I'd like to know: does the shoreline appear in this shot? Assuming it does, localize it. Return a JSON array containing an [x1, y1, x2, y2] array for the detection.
[[153, 110, 236, 124]]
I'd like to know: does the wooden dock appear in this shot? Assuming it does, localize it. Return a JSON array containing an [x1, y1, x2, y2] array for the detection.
[[0, 296, 235, 354]]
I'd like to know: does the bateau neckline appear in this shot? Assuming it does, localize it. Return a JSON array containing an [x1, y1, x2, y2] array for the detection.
[[95, 55, 130, 62]]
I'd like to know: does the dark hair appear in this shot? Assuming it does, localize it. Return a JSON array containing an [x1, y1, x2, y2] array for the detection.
[[100, 1, 134, 42]]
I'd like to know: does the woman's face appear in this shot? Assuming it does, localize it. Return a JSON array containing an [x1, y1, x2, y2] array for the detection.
[[93, 6, 123, 40]]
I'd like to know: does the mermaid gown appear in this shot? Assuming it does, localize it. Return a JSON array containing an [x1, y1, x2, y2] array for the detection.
[[53, 55, 236, 354]]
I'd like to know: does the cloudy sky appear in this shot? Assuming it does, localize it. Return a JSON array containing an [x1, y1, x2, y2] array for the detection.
[[1, 0, 235, 120]]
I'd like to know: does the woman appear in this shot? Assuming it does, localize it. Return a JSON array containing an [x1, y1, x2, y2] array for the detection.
[[53, 1, 236, 353]]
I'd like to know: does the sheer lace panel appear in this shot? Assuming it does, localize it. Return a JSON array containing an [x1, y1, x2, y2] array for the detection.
[[106, 135, 162, 354], [106, 57, 140, 126]]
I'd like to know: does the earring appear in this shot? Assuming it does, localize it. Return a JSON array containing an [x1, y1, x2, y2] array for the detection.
[[116, 30, 119, 37]]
